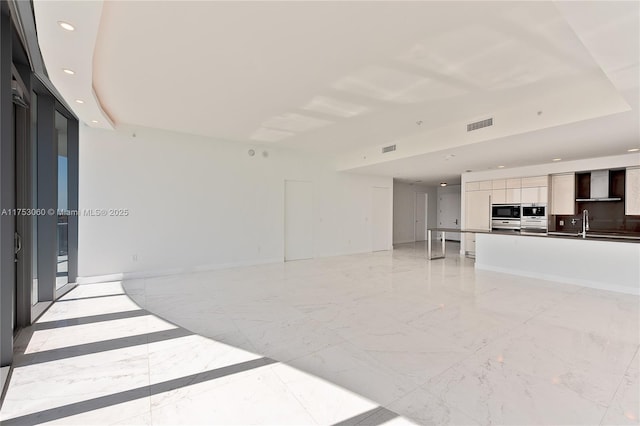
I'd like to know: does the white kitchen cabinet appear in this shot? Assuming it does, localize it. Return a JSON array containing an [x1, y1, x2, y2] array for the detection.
[[465, 233, 476, 256], [550, 173, 576, 215], [491, 179, 507, 204], [626, 167, 640, 215], [506, 178, 521, 189], [522, 176, 548, 188], [465, 189, 491, 230], [478, 180, 493, 190], [505, 188, 521, 204], [521, 186, 548, 204], [492, 179, 506, 190], [492, 188, 506, 204], [503, 178, 521, 203], [466, 181, 480, 191], [467, 180, 492, 192]]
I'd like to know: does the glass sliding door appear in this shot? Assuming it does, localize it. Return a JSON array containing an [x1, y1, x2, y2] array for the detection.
[[55, 111, 68, 289]]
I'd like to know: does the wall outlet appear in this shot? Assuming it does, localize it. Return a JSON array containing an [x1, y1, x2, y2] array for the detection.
[[132, 254, 138, 262]]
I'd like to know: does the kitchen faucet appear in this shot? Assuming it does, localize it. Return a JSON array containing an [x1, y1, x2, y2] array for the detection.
[[579, 209, 589, 239]]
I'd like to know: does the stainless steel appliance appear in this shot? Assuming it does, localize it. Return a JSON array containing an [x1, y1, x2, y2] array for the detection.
[[575, 170, 621, 202], [491, 204, 521, 230], [521, 204, 548, 232]]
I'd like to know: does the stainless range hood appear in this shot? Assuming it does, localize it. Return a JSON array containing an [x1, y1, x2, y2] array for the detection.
[[576, 170, 622, 202]]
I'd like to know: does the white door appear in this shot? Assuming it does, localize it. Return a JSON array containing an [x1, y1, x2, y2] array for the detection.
[[284, 180, 313, 261], [414, 193, 428, 241], [439, 191, 461, 241], [372, 187, 391, 251]]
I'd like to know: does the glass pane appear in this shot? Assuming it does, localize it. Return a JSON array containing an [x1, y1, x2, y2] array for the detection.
[[31, 94, 38, 304], [55, 112, 68, 290]]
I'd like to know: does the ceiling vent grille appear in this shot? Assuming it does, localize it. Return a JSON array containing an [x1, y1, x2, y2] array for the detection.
[[467, 118, 493, 132], [382, 144, 397, 153]]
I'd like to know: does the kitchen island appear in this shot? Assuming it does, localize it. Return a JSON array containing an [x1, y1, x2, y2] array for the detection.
[[428, 228, 640, 295], [476, 232, 639, 295]]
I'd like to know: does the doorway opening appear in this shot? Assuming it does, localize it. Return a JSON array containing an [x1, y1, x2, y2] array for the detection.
[[414, 192, 428, 242]]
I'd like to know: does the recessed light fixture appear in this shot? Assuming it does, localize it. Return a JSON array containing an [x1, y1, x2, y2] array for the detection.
[[440, 182, 447, 187], [58, 21, 75, 31], [628, 148, 640, 152], [552, 158, 562, 161], [75, 99, 84, 104], [497, 165, 505, 169], [63, 68, 75, 75], [91, 120, 99, 124]]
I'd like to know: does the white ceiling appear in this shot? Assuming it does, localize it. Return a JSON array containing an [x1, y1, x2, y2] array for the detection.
[[34, 1, 639, 185], [34, 0, 114, 130]]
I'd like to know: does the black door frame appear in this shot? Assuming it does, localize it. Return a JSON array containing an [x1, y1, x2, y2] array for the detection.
[[1, 1, 80, 396]]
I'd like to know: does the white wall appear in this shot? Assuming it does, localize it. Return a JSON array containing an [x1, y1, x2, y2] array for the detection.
[[392, 180, 438, 244], [78, 125, 392, 278]]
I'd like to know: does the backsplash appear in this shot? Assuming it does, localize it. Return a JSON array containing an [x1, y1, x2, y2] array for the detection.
[[552, 200, 640, 234]]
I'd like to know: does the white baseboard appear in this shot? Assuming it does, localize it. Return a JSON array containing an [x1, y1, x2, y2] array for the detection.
[[475, 263, 640, 296], [78, 257, 283, 284], [77, 247, 381, 285]]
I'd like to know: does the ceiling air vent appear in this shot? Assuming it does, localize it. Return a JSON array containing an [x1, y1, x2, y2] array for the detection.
[[382, 144, 397, 153], [467, 118, 493, 132]]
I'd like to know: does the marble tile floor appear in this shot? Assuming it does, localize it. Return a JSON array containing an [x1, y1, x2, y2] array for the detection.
[[1, 242, 638, 425]]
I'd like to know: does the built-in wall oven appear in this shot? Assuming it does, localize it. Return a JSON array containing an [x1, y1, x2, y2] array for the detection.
[[491, 204, 521, 230], [521, 204, 548, 233]]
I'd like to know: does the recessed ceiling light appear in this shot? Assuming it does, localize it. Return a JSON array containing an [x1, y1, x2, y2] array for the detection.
[[58, 21, 75, 31], [63, 69, 75, 75], [91, 120, 99, 124], [628, 148, 640, 152], [440, 182, 447, 187], [552, 158, 562, 161], [497, 165, 505, 169], [75, 99, 84, 104]]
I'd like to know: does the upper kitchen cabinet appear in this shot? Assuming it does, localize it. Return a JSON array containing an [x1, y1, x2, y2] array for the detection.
[[492, 178, 521, 204], [521, 176, 548, 188], [521, 175, 548, 204], [466, 180, 492, 191], [550, 173, 576, 215], [506, 178, 522, 203], [626, 166, 640, 215], [491, 179, 507, 204]]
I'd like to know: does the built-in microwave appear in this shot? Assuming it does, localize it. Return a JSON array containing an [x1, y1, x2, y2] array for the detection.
[[492, 204, 521, 220], [491, 204, 521, 231]]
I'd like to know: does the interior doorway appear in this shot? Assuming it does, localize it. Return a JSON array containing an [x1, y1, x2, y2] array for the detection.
[[414, 193, 428, 241], [438, 188, 461, 241]]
